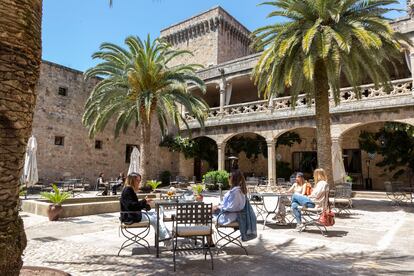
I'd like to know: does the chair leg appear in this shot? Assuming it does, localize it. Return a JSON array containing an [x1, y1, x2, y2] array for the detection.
[[216, 227, 248, 255], [118, 226, 150, 256]]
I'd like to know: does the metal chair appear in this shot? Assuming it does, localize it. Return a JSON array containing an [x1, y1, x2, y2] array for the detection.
[[247, 186, 265, 221], [298, 188, 330, 236], [215, 211, 248, 255], [385, 181, 408, 205], [330, 183, 353, 216], [172, 202, 213, 272], [118, 211, 151, 256]]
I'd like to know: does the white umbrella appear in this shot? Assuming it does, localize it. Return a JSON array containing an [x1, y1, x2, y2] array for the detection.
[[128, 146, 140, 175], [332, 142, 346, 184], [23, 135, 38, 188]]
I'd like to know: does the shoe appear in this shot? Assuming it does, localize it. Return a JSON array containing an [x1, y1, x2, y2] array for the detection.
[[295, 223, 304, 231]]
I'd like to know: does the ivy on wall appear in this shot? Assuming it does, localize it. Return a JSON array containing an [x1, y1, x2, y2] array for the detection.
[[359, 122, 414, 179]]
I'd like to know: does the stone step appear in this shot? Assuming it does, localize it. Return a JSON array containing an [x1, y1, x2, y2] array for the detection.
[[352, 190, 388, 199]]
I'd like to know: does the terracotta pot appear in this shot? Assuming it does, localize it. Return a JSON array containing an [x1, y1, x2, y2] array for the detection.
[[195, 195, 203, 202], [47, 204, 63, 221]]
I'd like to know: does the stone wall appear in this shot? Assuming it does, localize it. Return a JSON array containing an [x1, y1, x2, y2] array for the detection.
[[160, 6, 253, 68], [32, 61, 178, 185]]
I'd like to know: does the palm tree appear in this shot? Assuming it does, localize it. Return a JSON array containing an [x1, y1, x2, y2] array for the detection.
[[252, 0, 409, 184], [83, 35, 208, 182], [0, 0, 42, 275]]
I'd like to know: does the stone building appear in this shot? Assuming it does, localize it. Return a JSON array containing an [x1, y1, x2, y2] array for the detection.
[[34, 5, 414, 190], [32, 61, 178, 184], [162, 6, 414, 190]]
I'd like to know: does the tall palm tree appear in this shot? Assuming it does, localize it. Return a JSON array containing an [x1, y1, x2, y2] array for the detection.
[[0, 0, 42, 275], [83, 35, 208, 182], [252, 0, 409, 184]]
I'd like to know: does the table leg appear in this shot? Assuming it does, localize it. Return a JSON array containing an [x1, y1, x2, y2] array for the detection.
[[156, 204, 160, 258]]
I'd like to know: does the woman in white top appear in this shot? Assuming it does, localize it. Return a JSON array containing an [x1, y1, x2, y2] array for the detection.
[[291, 168, 329, 230], [275, 172, 306, 225]]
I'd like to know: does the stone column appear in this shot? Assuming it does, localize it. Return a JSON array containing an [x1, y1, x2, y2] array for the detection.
[[217, 142, 226, 171], [331, 137, 346, 185], [266, 139, 276, 186], [219, 81, 226, 114], [410, 52, 414, 96]]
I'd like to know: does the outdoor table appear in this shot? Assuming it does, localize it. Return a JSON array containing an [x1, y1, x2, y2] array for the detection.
[[154, 199, 196, 258], [250, 192, 292, 229]]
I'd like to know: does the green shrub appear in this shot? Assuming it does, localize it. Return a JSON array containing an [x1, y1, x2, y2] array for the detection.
[[160, 170, 171, 187], [40, 184, 71, 205], [202, 170, 229, 191], [276, 161, 293, 180]]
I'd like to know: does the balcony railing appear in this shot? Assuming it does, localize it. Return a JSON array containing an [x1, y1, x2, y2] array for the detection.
[[184, 78, 413, 122]]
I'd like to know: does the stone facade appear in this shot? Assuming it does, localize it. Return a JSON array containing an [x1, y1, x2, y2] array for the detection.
[[160, 6, 254, 68], [32, 61, 178, 184]]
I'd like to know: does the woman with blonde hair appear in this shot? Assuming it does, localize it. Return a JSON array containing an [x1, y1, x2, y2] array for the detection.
[[290, 168, 329, 230], [120, 172, 152, 224]]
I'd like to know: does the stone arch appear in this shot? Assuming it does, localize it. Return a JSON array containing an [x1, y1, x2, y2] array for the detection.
[[339, 120, 414, 190], [222, 131, 268, 145]]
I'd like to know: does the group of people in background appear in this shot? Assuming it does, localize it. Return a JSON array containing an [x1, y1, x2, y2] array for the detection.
[[96, 172, 126, 195], [115, 166, 329, 234], [276, 169, 329, 230]]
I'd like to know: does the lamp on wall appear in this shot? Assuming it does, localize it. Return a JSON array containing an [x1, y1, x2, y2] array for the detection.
[[311, 138, 317, 151]]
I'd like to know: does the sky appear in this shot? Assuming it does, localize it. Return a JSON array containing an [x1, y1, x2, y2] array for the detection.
[[42, 0, 408, 72]]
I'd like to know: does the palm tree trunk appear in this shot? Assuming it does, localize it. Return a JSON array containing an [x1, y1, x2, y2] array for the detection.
[[0, 0, 42, 275], [140, 122, 152, 185], [314, 60, 334, 186]]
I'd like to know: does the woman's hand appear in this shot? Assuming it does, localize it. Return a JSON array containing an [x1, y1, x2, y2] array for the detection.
[[212, 205, 220, 212]]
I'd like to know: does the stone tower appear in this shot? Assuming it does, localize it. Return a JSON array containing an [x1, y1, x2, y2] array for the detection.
[[160, 6, 254, 67]]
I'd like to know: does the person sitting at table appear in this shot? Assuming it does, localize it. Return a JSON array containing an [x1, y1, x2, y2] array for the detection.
[[291, 168, 329, 231], [96, 172, 106, 191], [213, 167, 247, 225], [274, 172, 307, 225], [120, 172, 152, 224], [112, 172, 125, 195]]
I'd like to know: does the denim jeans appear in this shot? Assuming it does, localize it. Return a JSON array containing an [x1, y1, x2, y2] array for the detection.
[[291, 193, 315, 224]]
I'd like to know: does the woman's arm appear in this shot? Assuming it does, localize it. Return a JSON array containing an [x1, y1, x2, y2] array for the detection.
[[121, 187, 142, 211], [287, 183, 296, 193]]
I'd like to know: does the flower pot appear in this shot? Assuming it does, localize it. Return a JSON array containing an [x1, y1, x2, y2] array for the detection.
[[195, 194, 203, 202], [47, 204, 63, 221]]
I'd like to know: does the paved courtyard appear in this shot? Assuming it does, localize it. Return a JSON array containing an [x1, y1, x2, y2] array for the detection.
[[22, 197, 414, 276]]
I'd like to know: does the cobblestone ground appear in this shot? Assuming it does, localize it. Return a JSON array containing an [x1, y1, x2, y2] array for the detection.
[[22, 198, 414, 276]]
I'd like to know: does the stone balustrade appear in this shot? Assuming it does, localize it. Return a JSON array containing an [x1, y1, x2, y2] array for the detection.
[[184, 78, 413, 125]]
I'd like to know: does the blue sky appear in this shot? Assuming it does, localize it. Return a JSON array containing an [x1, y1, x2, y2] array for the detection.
[[42, 0, 407, 72]]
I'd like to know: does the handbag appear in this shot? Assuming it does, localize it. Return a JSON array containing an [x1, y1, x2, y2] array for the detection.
[[319, 207, 335, 226]]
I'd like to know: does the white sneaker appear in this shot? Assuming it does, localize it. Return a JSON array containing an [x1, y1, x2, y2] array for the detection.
[[295, 223, 304, 231]]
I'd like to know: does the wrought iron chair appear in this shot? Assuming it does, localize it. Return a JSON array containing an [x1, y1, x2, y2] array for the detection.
[[247, 186, 265, 221], [215, 211, 248, 255], [298, 188, 330, 236], [118, 211, 151, 256], [172, 202, 213, 272], [330, 183, 353, 216], [385, 181, 408, 205]]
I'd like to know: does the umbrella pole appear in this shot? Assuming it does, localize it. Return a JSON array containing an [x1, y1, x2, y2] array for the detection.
[[25, 182, 27, 200]]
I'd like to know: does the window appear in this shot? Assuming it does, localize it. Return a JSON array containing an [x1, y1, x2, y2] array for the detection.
[[125, 144, 139, 163], [54, 136, 64, 146], [95, 140, 103, 149], [58, 87, 68, 96], [343, 149, 362, 173]]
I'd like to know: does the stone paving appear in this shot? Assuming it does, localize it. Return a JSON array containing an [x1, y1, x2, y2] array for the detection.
[[21, 197, 414, 276]]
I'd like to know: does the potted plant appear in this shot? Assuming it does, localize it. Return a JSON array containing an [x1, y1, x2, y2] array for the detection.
[[345, 175, 353, 184], [192, 184, 205, 202], [147, 180, 161, 192], [40, 184, 71, 221]]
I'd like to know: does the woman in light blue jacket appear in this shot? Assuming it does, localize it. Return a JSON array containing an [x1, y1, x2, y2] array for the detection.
[[213, 169, 247, 225]]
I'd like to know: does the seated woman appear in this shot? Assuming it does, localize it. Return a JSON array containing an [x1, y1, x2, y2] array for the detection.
[[274, 172, 306, 225], [213, 169, 247, 225], [120, 172, 151, 224], [291, 168, 329, 230], [112, 172, 125, 195]]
